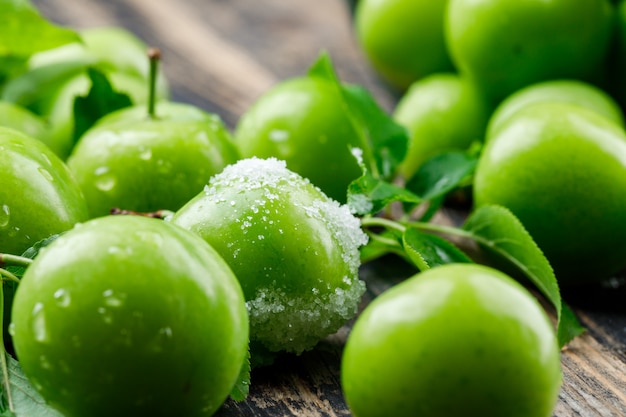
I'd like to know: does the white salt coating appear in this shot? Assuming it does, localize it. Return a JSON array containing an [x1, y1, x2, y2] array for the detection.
[[203, 157, 368, 353]]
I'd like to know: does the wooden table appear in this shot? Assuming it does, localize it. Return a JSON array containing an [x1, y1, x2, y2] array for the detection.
[[29, 1, 626, 416]]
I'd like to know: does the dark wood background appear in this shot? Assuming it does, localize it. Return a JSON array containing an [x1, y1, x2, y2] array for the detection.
[[30, 1, 626, 416]]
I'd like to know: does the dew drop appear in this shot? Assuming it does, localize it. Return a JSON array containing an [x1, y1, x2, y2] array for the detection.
[[0, 205, 9, 228], [53, 288, 71, 307], [94, 166, 117, 192], [38, 167, 54, 181], [39, 355, 52, 370], [269, 129, 289, 142], [98, 307, 113, 324], [134, 230, 163, 248], [32, 302, 49, 343], [138, 146, 152, 161], [103, 289, 125, 308], [40, 152, 52, 166], [149, 327, 174, 353], [8, 322, 15, 337], [156, 159, 173, 174]]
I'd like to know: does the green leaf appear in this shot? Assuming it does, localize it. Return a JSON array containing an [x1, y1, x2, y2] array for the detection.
[[307, 51, 409, 179], [558, 303, 586, 349], [347, 172, 421, 216], [402, 228, 472, 271], [0, 0, 79, 84], [0, 0, 79, 57], [0, 355, 64, 417], [5, 234, 60, 280], [340, 84, 409, 179], [406, 151, 477, 201], [360, 228, 404, 264], [72, 67, 133, 144], [462, 205, 585, 347], [229, 348, 251, 402]]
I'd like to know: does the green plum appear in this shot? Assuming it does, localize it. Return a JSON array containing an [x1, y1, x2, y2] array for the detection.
[[0, 101, 51, 146], [393, 73, 490, 180], [9, 26, 169, 159], [0, 126, 88, 256], [67, 101, 240, 218], [354, 0, 454, 91], [445, 0, 615, 104], [170, 157, 368, 356], [11, 215, 249, 417], [474, 101, 626, 284], [487, 79, 625, 136], [234, 75, 363, 203], [341, 263, 561, 417]]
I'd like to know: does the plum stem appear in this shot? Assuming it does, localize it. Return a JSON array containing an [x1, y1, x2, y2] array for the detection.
[[0, 269, 20, 284], [0, 254, 32, 269], [0, 284, 13, 412], [147, 47, 161, 119]]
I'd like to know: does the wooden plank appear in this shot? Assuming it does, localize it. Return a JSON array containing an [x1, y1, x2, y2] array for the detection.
[[26, 1, 626, 416]]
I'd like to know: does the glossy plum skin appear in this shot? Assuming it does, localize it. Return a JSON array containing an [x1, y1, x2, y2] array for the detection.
[[67, 101, 240, 218], [445, 0, 615, 104], [487, 79, 625, 136], [474, 102, 626, 284], [341, 264, 562, 417], [354, 0, 454, 91], [11, 215, 249, 417], [234, 76, 363, 204], [0, 126, 88, 256], [393, 73, 490, 179]]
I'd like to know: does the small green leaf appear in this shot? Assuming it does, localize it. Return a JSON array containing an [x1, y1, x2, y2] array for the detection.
[[340, 84, 409, 179], [348, 172, 421, 216], [229, 348, 251, 402], [406, 151, 477, 201], [0, 355, 64, 417], [307, 51, 409, 179], [0, 0, 79, 57], [5, 234, 60, 280], [402, 228, 472, 271], [72, 67, 133, 144], [462, 205, 585, 347], [558, 303, 586, 349]]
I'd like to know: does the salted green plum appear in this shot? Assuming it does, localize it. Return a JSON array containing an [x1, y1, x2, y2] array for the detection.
[[171, 157, 367, 355]]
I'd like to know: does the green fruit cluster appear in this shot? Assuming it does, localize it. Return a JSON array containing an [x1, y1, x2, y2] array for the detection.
[[2, 1, 615, 417], [354, 0, 626, 285]]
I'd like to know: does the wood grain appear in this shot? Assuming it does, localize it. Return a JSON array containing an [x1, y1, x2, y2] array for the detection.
[[29, 1, 626, 416]]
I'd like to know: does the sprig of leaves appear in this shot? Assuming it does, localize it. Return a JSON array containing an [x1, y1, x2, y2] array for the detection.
[[348, 148, 584, 346]]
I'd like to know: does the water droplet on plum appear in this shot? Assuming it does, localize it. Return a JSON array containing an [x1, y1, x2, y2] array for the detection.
[[94, 166, 117, 192], [53, 288, 71, 307], [38, 167, 54, 182], [32, 302, 49, 343], [0, 204, 10, 228]]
